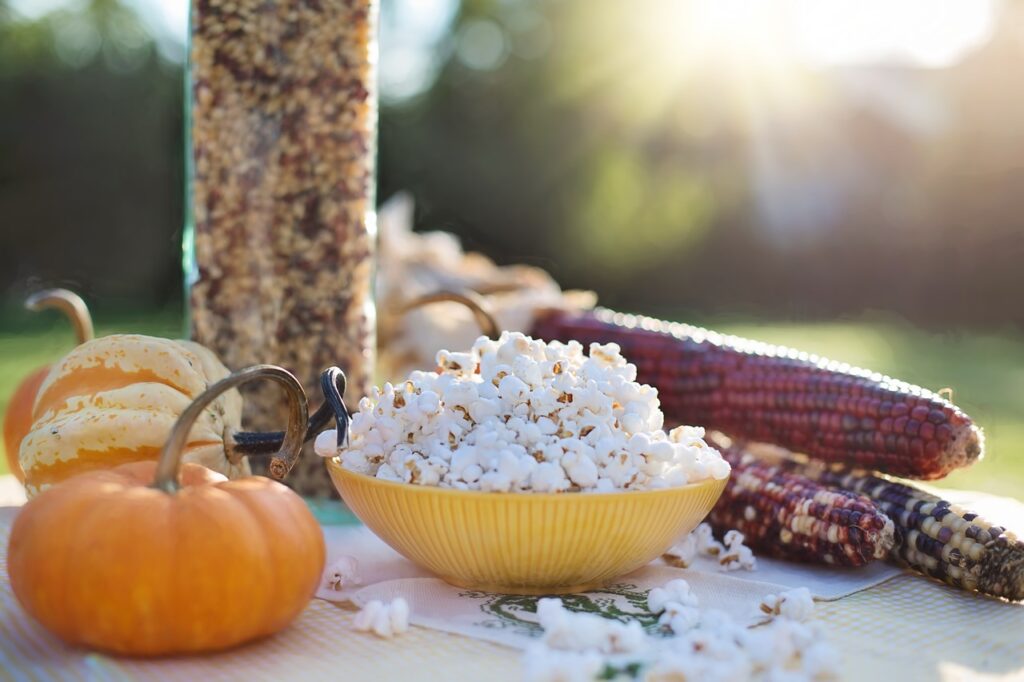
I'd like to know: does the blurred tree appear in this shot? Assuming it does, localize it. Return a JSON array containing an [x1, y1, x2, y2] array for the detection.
[[0, 0, 183, 308], [2, 0, 1024, 329], [380, 0, 1024, 324]]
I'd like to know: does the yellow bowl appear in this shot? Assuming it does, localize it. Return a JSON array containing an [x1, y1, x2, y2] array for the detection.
[[326, 458, 727, 594]]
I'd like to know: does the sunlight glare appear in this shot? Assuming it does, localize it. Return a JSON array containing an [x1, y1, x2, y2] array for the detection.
[[793, 0, 997, 69], [647, 0, 998, 71]]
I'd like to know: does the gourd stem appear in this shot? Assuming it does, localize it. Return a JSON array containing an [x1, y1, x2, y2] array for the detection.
[[151, 365, 308, 494], [228, 367, 350, 454], [25, 288, 94, 345], [399, 290, 502, 341]]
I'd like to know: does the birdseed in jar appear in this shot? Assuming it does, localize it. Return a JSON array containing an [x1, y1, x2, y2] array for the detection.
[[187, 0, 378, 496]]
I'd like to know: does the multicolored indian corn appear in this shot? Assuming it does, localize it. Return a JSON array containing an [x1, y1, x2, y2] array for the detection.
[[780, 457, 1024, 601], [530, 308, 983, 480], [707, 443, 895, 567]]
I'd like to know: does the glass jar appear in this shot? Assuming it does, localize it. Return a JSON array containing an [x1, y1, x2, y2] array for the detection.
[[185, 0, 378, 497]]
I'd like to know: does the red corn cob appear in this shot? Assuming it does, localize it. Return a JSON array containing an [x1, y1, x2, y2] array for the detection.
[[707, 443, 896, 566], [530, 308, 983, 480]]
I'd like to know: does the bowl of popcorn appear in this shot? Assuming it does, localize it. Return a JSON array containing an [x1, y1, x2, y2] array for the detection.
[[318, 332, 730, 594]]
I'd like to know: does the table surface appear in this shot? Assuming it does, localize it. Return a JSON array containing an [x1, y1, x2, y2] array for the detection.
[[1, 475, 1022, 682]]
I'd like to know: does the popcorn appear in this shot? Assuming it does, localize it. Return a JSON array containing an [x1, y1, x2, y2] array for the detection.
[[521, 644, 605, 682], [662, 532, 698, 568], [531, 461, 571, 493], [647, 579, 698, 614], [723, 530, 745, 547], [521, 581, 839, 682], [659, 602, 701, 634], [314, 429, 341, 458], [663, 524, 756, 571], [647, 579, 701, 636], [337, 332, 730, 493], [352, 598, 410, 638], [694, 523, 725, 556], [536, 598, 647, 655], [719, 529, 757, 572], [561, 448, 599, 488], [323, 555, 360, 591], [759, 588, 816, 623]]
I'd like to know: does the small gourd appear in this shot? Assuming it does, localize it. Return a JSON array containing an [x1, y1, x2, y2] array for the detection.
[[19, 332, 251, 495], [3, 289, 94, 482], [7, 365, 326, 656]]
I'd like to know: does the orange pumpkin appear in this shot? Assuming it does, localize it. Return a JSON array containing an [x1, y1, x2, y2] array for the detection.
[[7, 365, 325, 656], [3, 289, 93, 481], [19, 333, 250, 495]]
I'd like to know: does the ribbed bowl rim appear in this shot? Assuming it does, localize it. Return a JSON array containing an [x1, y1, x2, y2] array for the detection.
[[326, 456, 728, 502]]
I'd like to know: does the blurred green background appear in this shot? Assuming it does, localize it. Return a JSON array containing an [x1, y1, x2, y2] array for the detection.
[[1, 0, 1022, 497]]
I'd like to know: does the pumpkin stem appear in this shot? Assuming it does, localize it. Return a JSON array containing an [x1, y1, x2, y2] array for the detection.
[[399, 290, 502, 341], [152, 365, 309, 493], [25, 288, 94, 345], [229, 367, 350, 454]]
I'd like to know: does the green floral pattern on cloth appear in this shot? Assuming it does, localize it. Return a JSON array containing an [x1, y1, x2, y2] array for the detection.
[[459, 583, 668, 637]]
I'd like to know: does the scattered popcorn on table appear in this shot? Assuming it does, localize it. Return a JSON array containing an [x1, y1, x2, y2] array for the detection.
[[659, 601, 700, 635], [647, 579, 700, 635], [661, 532, 698, 568], [521, 582, 839, 682], [325, 332, 731, 492], [353, 598, 410, 638], [719, 529, 757, 572], [323, 555, 361, 591], [665, 523, 757, 571], [538, 598, 647, 654], [522, 644, 606, 682], [694, 523, 725, 556], [759, 587, 816, 623], [723, 529, 745, 548], [647, 578, 697, 614]]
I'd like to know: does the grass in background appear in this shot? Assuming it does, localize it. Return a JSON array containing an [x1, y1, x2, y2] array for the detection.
[[0, 312, 1020, 499]]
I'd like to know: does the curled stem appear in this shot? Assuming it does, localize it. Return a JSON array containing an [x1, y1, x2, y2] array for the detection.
[[228, 367, 349, 455], [25, 288, 94, 345], [399, 290, 502, 341], [152, 365, 308, 493]]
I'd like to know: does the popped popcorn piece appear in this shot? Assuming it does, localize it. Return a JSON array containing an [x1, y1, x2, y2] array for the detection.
[[647, 579, 698, 614], [537, 598, 646, 655], [646, 647, 753, 682], [531, 461, 571, 493], [314, 429, 341, 458], [719, 532, 757, 572], [759, 588, 816, 623], [353, 598, 410, 638], [323, 555, 360, 591], [662, 532, 698, 568], [647, 579, 700, 635], [719, 544, 757, 571], [340, 332, 730, 493], [521, 644, 605, 682], [694, 523, 725, 556], [659, 602, 700, 634], [723, 529, 745, 548]]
